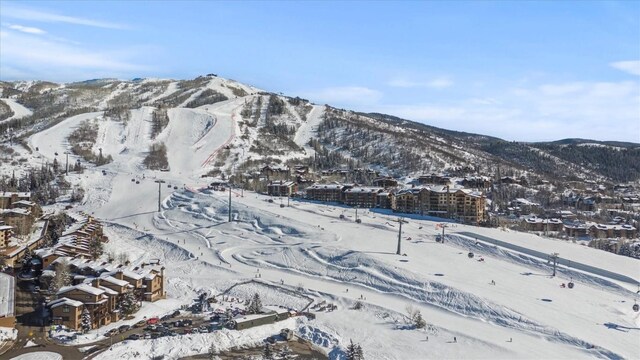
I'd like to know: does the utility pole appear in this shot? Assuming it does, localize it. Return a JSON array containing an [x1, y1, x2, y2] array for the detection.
[[154, 180, 165, 212], [64, 151, 70, 175], [548, 252, 559, 277], [397, 218, 406, 255], [228, 184, 232, 222], [438, 223, 448, 243]]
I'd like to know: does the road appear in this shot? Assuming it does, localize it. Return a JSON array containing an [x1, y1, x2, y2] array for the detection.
[[456, 231, 640, 286]]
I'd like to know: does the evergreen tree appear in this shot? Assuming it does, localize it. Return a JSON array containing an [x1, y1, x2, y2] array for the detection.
[[248, 293, 262, 314], [276, 345, 294, 360], [81, 307, 92, 333], [207, 343, 216, 360], [119, 291, 140, 317], [346, 339, 364, 360], [21, 247, 33, 268], [89, 235, 103, 260], [263, 342, 274, 360], [49, 260, 71, 293], [413, 311, 427, 329]]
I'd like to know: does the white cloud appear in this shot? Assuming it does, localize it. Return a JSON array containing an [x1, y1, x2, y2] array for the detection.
[[0, 29, 150, 81], [373, 80, 640, 142], [301, 86, 383, 106], [2, 5, 129, 30], [7, 24, 46, 35], [388, 76, 453, 89], [611, 60, 640, 76]]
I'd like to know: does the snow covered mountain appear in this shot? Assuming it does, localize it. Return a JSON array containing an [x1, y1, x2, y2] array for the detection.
[[1, 75, 638, 184], [1, 75, 639, 360]]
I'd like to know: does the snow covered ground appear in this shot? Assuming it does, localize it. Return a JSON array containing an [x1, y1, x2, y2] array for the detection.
[[9, 352, 63, 360], [0, 327, 17, 341], [17, 105, 640, 359]]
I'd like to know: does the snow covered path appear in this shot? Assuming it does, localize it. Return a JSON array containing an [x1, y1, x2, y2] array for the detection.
[[0, 98, 32, 123]]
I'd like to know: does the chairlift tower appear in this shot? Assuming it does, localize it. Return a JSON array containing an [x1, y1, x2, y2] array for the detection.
[[154, 180, 166, 212], [548, 252, 559, 277], [397, 218, 407, 255]]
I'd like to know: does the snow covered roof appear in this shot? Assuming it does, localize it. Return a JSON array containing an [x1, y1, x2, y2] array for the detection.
[[99, 286, 118, 295], [0, 192, 30, 198], [120, 270, 145, 280], [344, 187, 384, 194], [514, 198, 540, 206], [12, 200, 36, 206], [268, 181, 296, 187], [0, 208, 30, 215], [48, 297, 83, 309], [308, 183, 346, 190], [144, 273, 157, 280], [262, 306, 289, 315], [99, 275, 130, 287], [57, 284, 105, 296], [525, 217, 562, 224], [0, 225, 13, 231], [233, 313, 276, 323]]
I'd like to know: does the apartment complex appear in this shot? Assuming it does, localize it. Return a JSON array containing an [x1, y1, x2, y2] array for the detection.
[[47, 262, 165, 331], [305, 183, 487, 224], [0, 192, 41, 235]]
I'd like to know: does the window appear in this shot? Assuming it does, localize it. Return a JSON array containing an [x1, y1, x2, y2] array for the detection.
[[63, 306, 70, 313]]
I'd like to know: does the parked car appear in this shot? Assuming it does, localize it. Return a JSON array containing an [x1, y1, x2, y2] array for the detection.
[[134, 320, 147, 328], [160, 314, 172, 321], [105, 329, 119, 337], [126, 334, 140, 341], [174, 320, 183, 327], [147, 317, 159, 325], [144, 325, 157, 331], [182, 319, 193, 326], [143, 332, 151, 339], [118, 324, 131, 333], [171, 310, 180, 317], [198, 325, 208, 333]]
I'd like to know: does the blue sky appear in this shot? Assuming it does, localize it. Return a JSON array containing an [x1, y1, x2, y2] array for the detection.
[[1, 1, 639, 142]]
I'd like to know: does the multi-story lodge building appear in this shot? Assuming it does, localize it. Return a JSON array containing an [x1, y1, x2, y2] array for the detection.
[[343, 187, 384, 208], [267, 181, 298, 197], [305, 182, 487, 224], [390, 186, 486, 224], [306, 184, 353, 203]]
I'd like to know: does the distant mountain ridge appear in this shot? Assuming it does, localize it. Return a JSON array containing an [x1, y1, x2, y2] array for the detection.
[[1, 76, 638, 183]]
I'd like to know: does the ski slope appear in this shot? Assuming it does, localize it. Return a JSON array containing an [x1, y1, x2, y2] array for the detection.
[[0, 98, 33, 123], [23, 100, 640, 360], [66, 186, 640, 359]]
